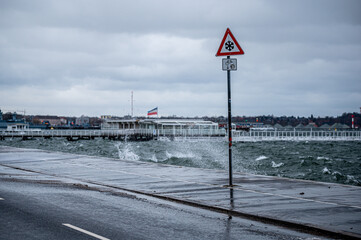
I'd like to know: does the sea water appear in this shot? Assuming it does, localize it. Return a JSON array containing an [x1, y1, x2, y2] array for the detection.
[[1, 138, 360, 186]]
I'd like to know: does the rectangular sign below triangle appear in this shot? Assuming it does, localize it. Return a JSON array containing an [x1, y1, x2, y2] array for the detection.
[[216, 28, 244, 56]]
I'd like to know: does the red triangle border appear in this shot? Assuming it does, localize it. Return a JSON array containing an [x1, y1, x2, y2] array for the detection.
[[216, 28, 244, 56]]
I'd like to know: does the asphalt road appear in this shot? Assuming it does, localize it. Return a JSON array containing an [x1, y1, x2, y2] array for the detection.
[[0, 178, 327, 240]]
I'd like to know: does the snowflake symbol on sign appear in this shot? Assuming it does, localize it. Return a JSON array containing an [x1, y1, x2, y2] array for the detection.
[[225, 41, 234, 51]]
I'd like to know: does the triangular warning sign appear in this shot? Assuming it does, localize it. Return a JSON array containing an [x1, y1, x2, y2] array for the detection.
[[216, 28, 244, 56]]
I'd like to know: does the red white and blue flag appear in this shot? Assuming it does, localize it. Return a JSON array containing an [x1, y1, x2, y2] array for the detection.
[[147, 107, 158, 116]]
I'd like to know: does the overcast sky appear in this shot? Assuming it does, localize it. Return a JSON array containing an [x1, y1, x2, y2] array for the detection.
[[0, 0, 360, 118]]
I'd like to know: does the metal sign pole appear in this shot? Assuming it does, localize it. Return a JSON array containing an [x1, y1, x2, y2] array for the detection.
[[227, 55, 233, 186], [216, 28, 244, 187]]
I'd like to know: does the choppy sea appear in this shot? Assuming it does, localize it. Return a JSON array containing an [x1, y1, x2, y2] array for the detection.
[[1, 138, 360, 186]]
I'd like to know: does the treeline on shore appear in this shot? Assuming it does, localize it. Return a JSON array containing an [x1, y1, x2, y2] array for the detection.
[[1, 111, 360, 128]]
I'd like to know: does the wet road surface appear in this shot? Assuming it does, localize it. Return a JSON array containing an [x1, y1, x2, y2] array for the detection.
[[1, 146, 360, 239], [0, 179, 328, 240]]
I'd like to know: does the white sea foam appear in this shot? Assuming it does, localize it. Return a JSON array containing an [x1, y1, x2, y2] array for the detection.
[[317, 156, 330, 160], [165, 151, 172, 158], [115, 143, 140, 161], [166, 150, 196, 159], [158, 137, 171, 142], [346, 175, 359, 184], [150, 154, 158, 162], [271, 161, 284, 168], [322, 167, 331, 174], [347, 175, 355, 181], [121, 148, 140, 161], [256, 156, 268, 161]]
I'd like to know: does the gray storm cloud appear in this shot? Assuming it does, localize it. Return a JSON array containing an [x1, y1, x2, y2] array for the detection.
[[0, 0, 360, 117]]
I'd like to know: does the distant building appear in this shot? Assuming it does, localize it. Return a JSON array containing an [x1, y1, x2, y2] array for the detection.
[[331, 123, 350, 130], [59, 117, 67, 125], [273, 123, 284, 129], [101, 115, 112, 120], [76, 115, 90, 126], [0, 109, 6, 129], [6, 123, 29, 131], [101, 115, 124, 120], [33, 116, 61, 126], [89, 117, 102, 127], [66, 117, 76, 126], [236, 122, 264, 129], [101, 118, 220, 133], [319, 124, 331, 130]]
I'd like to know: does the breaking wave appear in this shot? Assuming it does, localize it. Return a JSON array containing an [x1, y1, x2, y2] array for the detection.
[[256, 155, 268, 161], [272, 161, 284, 168], [115, 142, 140, 161], [322, 167, 331, 174], [1, 138, 360, 186]]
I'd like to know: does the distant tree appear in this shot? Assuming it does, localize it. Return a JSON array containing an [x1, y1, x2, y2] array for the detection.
[[2, 112, 13, 121], [32, 118, 41, 125]]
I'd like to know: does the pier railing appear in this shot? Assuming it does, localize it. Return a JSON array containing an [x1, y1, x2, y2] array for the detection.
[[1, 128, 360, 141], [0, 128, 227, 140], [156, 128, 226, 137], [232, 129, 361, 141], [0, 129, 153, 138]]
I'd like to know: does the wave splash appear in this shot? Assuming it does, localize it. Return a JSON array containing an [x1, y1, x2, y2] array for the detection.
[[271, 161, 284, 168], [1, 138, 360, 186], [115, 143, 140, 161], [256, 155, 268, 161]]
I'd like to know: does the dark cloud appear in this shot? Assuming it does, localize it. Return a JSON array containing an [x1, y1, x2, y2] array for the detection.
[[0, 0, 360, 117]]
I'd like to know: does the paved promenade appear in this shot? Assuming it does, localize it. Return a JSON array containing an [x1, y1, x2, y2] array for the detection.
[[1, 146, 360, 239]]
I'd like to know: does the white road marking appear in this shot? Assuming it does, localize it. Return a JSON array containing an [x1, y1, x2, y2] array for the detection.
[[62, 223, 110, 240], [0, 198, 4, 200]]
